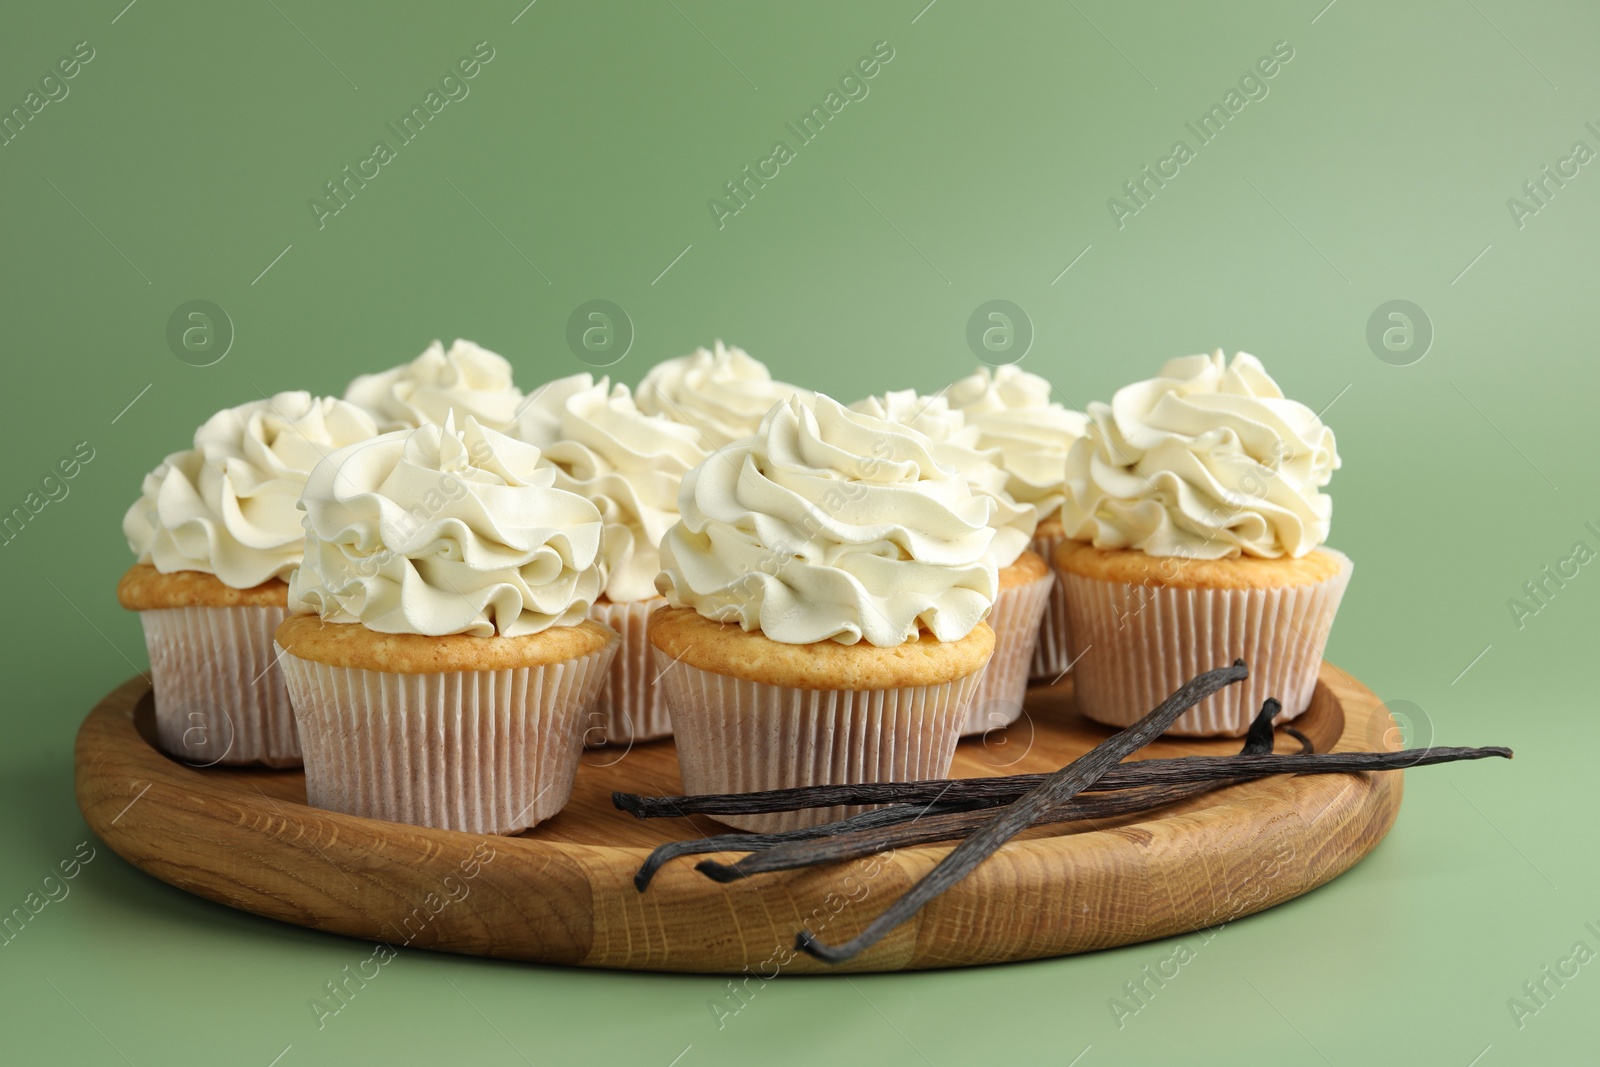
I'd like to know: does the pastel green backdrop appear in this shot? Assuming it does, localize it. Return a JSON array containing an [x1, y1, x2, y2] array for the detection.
[[2, 1, 1594, 1063]]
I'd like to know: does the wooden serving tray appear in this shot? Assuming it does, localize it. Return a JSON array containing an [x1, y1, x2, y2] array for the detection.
[[75, 664, 1400, 973]]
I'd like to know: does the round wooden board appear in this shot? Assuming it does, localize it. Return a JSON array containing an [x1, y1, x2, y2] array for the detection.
[[75, 663, 1401, 973]]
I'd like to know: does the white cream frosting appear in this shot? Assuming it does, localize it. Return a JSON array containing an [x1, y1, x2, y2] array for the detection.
[[946, 365, 1088, 520], [344, 339, 524, 433], [849, 390, 1037, 567], [124, 392, 379, 589], [1061, 350, 1340, 559], [657, 395, 999, 647], [506, 373, 594, 453], [288, 415, 604, 637], [635, 341, 811, 448], [513, 374, 708, 604]]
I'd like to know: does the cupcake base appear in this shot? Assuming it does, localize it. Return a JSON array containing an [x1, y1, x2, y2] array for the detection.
[[117, 565, 299, 768], [647, 607, 993, 833], [1058, 544, 1352, 736], [585, 597, 672, 747], [654, 652, 982, 832], [278, 617, 618, 834], [961, 551, 1053, 736], [137, 604, 298, 768]]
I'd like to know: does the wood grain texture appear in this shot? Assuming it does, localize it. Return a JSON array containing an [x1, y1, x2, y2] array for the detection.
[[74, 663, 1401, 973]]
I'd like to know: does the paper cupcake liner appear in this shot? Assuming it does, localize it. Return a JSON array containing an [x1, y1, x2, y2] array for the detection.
[[137, 604, 299, 768], [961, 570, 1054, 736], [654, 652, 982, 833], [585, 598, 672, 747], [1029, 524, 1074, 682], [281, 635, 617, 834], [1062, 549, 1353, 737]]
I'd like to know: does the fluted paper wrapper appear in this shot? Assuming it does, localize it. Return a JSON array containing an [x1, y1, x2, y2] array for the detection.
[[1062, 549, 1353, 737], [137, 604, 299, 768], [961, 571, 1054, 736], [281, 636, 617, 834], [1029, 524, 1074, 682], [654, 652, 981, 832], [585, 598, 672, 747]]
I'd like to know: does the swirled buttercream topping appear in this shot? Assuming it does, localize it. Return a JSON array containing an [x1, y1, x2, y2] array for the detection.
[[123, 392, 378, 588], [657, 394, 998, 647], [635, 341, 811, 448], [512, 375, 708, 603], [287, 415, 603, 637], [1061, 350, 1340, 559], [344, 339, 524, 433], [946, 365, 1088, 519], [849, 389, 1036, 567]]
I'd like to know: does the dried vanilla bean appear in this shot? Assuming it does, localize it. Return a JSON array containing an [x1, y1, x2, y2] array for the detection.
[[694, 699, 1287, 884], [615, 746, 1509, 819], [795, 659, 1252, 963], [696, 781, 1213, 882], [631, 803, 972, 891]]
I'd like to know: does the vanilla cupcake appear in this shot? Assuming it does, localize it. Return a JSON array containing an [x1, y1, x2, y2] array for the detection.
[[947, 365, 1088, 682], [345, 338, 524, 433], [653, 395, 997, 832], [849, 389, 1048, 736], [118, 393, 378, 767], [277, 415, 616, 833], [635, 340, 811, 448], [515, 375, 708, 747], [1059, 350, 1350, 736]]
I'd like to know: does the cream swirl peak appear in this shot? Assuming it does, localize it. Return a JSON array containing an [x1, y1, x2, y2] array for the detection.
[[1061, 350, 1340, 559], [946, 364, 1089, 519], [513, 374, 708, 603], [123, 392, 378, 589], [635, 341, 811, 448], [288, 415, 603, 637], [849, 389, 1037, 567], [657, 394, 999, 647], [344, 338, 524, 433]]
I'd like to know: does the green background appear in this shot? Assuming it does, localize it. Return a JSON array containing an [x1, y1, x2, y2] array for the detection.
[[2, 0, 1594, 1063]]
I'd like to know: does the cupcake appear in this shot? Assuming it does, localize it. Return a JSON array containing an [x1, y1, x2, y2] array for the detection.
[[344, 338, 524, 433], [947, 365, 1088, 682], [514, 375, 708, 747], [118, 392, 377, 767], [1058, 350, 1350, 736], [849, 389, 1048, 736], [277, 415, 617, 833], [653, 395, 998, 832], [634, 340, 811, 448]]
